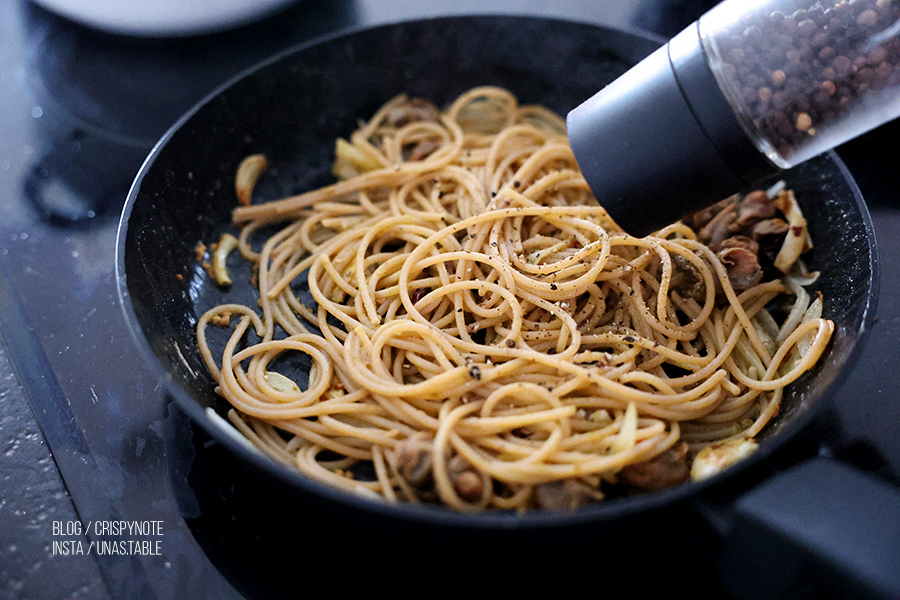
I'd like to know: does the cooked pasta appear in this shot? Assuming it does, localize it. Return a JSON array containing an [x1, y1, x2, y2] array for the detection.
[[196, 86, 833, 511]]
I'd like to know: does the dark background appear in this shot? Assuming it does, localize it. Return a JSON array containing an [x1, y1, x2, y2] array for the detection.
[[1, 1, 898, 599]]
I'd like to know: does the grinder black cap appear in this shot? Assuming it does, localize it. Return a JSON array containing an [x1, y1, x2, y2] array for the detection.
[[566, 22, 779, 237]]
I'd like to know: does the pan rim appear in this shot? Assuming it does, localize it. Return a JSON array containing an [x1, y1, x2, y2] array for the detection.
[[114, 13, 880, 531]]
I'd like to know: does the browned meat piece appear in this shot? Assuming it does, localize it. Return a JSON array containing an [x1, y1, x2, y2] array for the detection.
[[618, 442, 690, 491], [669, 254, 706, 301], [736, 189, 778, 227], [448, 455, 485, 503], [534, 479, 594, 510], [396, 434, 434, 488], [718, 247, 763, 289], [407, 139, 441, 161], [386, 97, 441, 128], [396, 438, 485, 503], [698, 200, 738, 252], [751, 218, 790, 259], [719, 235, 759, 254], [684, 197, 734, 231], [685, 187, 802, 286], [452, 472, 482, 501]]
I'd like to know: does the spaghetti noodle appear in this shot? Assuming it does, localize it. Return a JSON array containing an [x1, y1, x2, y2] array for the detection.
[[196, 86, 833, 511]]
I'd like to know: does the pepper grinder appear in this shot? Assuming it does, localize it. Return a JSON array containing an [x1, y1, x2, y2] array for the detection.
[[567, 0, 900, 236]]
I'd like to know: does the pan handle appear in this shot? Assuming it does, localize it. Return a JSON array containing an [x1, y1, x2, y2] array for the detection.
[[701, 457, 900, 600]]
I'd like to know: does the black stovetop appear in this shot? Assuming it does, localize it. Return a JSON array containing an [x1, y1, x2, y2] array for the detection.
[[1, 1, 898, 599]]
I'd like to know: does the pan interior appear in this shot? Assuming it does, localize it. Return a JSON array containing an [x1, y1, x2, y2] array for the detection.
[[118, 15, 877, 527]]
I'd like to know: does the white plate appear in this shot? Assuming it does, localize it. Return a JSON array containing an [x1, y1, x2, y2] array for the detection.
[[30, 0, 299, 36]]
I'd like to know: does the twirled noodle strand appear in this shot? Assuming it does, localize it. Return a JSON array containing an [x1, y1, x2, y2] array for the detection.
[[197, 86, 833, 511]]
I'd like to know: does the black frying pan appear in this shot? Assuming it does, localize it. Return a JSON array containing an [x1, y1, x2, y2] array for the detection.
[[116, 14, 889, 597]]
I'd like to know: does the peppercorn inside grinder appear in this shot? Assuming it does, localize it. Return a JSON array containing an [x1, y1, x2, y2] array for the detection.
[[568, 0, 900, 237]]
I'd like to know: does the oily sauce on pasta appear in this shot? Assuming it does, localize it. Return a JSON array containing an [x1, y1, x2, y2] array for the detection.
[[196, 87, 832, 511]]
